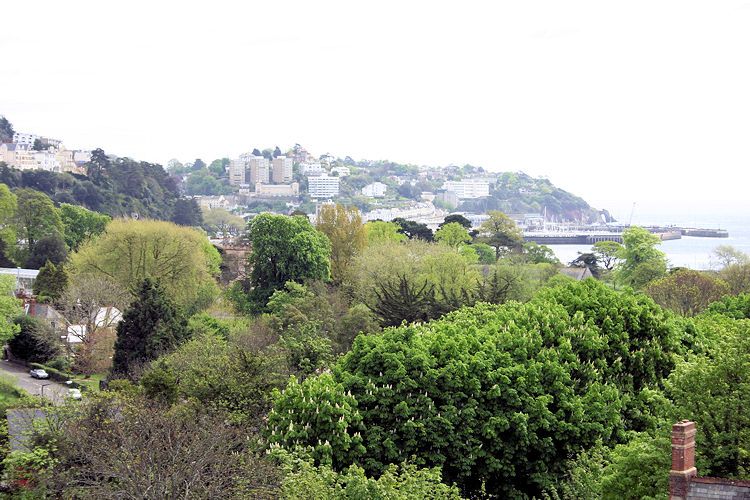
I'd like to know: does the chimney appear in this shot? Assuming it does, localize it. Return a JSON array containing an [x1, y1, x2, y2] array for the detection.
[[670, 420, 697, 500]]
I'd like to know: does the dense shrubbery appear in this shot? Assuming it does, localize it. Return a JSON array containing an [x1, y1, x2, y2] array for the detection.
[[267, 279, 689, 497]]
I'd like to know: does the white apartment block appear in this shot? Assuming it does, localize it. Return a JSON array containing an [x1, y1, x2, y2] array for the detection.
[[228, 154, 269, 186], [249, 156, 270, 185], [272, 156, 293, 183], [330, 166, 350, 177], [441, 179, 490, 199], [308, 174, 340, 198], [228, 158, 247, 186], [255, 182, 299, 197], [33, 151, 61, 172], [301, 162, 325, 176], [12, 132, 38, 146], [361, 182, 387, 198]]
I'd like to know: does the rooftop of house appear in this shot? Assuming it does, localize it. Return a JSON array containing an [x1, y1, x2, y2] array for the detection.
[[670, 420, 750, 500]]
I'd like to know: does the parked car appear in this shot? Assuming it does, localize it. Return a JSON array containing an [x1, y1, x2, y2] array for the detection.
[[67, 388, 82, 400], [29, 369, 49, 379]]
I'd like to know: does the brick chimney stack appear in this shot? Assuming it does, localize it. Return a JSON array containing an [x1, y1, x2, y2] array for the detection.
[[670, 420, 697, 500]]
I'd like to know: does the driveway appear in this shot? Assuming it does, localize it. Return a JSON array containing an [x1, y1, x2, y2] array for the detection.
[[0, 360, 71, 404]]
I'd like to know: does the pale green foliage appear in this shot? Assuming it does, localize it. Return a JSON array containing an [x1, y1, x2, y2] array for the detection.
[[349, 239, 481, 309], [0, 184, 17, 253], [600, 433, 670, 500], [364, 221, 407, 244], [279, 459, 463, 499], [316, 204, 367, 284], [592, 240, 622, 271], [70, 218, 221, 312], [434, 222, 471, 248], [616, 227, 667, 288], [201, 208, 246, 236], [0, 274, 22, 344]]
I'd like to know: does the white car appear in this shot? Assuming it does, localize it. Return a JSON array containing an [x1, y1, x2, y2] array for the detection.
[[29, 369, 49, 379]]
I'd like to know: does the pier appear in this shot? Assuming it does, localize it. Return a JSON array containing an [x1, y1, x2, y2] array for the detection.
[[522, 226, 724, 245]]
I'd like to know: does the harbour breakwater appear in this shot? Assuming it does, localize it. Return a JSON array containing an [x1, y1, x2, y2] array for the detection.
[[523, 226, 727, 245]]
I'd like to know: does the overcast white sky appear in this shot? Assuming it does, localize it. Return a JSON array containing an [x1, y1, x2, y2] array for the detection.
[[2, 1, 749, 217]]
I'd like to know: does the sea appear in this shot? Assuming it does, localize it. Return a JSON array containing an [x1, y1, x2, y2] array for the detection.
[[547, 201, 750, 270]]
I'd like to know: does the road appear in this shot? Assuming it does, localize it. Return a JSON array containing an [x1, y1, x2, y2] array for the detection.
[[0, 360, 71, 404]]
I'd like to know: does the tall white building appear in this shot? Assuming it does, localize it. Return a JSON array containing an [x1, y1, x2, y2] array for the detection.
[[272, 156, 293, 183], [301, 162, 325, 176], [249, 156, 270, 185], [228, 154, 270, 186], [228, 158, 247, 186], [33, 151, 61, 172], [12, 132, 39, 146], [308, 174, 340, 198], [362, 182, 387, 198], [441, 179, 490, 199]]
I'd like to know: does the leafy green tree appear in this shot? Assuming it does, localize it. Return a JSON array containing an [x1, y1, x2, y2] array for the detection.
[[8, 315, 61, 363], [201, 208, 246, 237], [191, 158, 207, 171], [616, 227, 668, 289], [70, 219, 221, 312], [645, 269, 730, 316], [279, 460, 462, 499], [267, 374, 365, 468], [718, 261, 750, 295], [316, 204, 366, 284], [171, 198, 203, 227], [434, 222, 471, 248], [273, 146, 282, 158], [364, 221, 406, 244], [0, 275, 22, 345], [470, 242, 496, 264], [13, 189, 63, 262], [208, 158, 230, 177], [522, 241, 560, 264], [712, 245, 748, 268], [240, 214, 331, 311], [600, 433, 671, 500], [276, 300, 627, 497], [144, 331, 284, 422], [666, 315, 750, 478], [478, 210, 523, 259], [25, 232, 67, 269], [279, 322, 335, 378], [0, 116, 14, 143], [593, 241, 623, 271], [185, 169, 230, 196], [32, 261, 68, 302], [706, 293, 750, 319], [0, 184, 17, 253], [440, 214, 472, 230], [534, 279, 681, 428], [111, 278, 189, 378], [392, 218, 433, 241], [59, 204, 110, 251]]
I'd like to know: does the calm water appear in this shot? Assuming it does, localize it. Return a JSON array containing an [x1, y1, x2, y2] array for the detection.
[[548, 201, 750, 270]]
